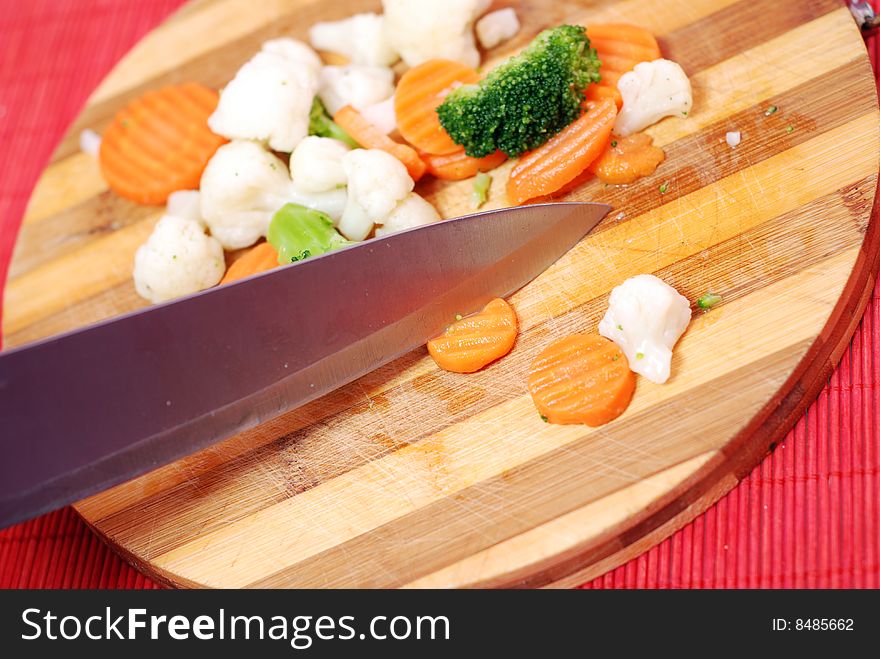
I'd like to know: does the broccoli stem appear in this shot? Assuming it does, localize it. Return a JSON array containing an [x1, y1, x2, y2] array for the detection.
[[471, 172, 492, 209], [308, 97, 359, 148]]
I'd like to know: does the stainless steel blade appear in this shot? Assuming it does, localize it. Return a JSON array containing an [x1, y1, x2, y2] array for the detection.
[[0, 201, 610, 527]]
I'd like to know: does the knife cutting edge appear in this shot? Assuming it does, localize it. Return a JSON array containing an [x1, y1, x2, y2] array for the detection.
[[0, 201, 610, 527]]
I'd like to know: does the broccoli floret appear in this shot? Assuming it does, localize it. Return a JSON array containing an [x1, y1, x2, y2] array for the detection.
[[267, 203, 353, 264], [436, 25, 601, 158], [308, 97, 359, 148]]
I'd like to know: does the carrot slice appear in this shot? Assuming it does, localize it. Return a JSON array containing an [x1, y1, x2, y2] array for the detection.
[[220, 242, 279, 285], [584, 84, 623, 109], [99, 82, 226, 205], [590, 37, 661, 64], [395, 59, 480, 156], [589, 133, 666, 185], [333, 105, 427, 181], [427, 298, 518, 373], [528, 334, 636, 426], [587, 24, 662, 52], [423, 149, 507, 180], [585, 24, 661, 114], [507, 98, 617, 205]]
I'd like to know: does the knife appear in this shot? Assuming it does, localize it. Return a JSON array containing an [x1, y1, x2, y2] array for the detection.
[[0, 201, 610, 527]]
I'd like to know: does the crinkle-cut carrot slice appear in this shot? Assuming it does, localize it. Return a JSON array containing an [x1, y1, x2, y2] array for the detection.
[[427, 298, 518, 373], [334, 105, 427, 181], [589, 133, 666, 185], [422, 148, 506, 180], [220, 242, 279, 285], [506, 98, 617, 205], [395, 59, 480, 156], [99, 82, 226, 205], [528, 333, 636, 426]]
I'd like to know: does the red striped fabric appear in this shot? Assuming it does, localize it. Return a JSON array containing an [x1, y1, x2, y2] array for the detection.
[[0, 0, 878, 589]]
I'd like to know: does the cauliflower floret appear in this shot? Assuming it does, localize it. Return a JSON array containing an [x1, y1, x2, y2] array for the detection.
[[208, 38, 321, 152], [598, 274, 692, 384], [199, 140, 295, 249], [338, 149, 413, 240], [382, 0, 490, 68], [309, 13, 399, 66], [359, 95, 397, 135], [614, 59, 693, 137], [318, 64, 395, 116], [166, 190, 202, 224], [133, 215, 225, 304], [261, 38, 322, 71], [374, 193, 440, 237], [287, 187, 348, 223], [475, 8, 520, 50], [289, 136, 350, 193]]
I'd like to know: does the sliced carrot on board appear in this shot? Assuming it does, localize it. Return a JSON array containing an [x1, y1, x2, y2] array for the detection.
[[507, 98, 617, 205], [528, 334, 636, 426], [395, 59, 480, 156], [333, 105, 427, 181], [427, 298, 518, 373], [590, 37, 661, 64], [589, 133, 666, 185], [99, 82, 226, 205], [423, 148, 507, 181], [585, 24, 661, 113], [220, 242, 279, 285], [587, 23, 662, 53], [584, 84, 623, 109]]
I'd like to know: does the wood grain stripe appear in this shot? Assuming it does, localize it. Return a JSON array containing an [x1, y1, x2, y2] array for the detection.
[[403, 450, 721, 588], [21, 153, 107, 226], [10, 192, 159, 280], [3, 214, 159, 336]]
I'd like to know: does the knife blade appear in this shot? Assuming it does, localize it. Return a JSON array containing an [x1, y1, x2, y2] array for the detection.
[[0, 201, 610, 527]]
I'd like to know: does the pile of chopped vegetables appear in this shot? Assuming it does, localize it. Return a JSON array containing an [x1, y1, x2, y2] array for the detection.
[[89, 1, 708, 425]]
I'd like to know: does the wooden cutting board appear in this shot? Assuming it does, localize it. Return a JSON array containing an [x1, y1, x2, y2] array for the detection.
[[3, 0, 879, 588]]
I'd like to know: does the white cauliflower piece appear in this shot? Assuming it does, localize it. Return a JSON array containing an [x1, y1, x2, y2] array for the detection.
[[133, 215, 225, 304], [79, 129, 101, 158], [374, 193, 440, 237], [199, 140, 294, 249], [208, 38, 321, 153], [598, 274, 692, 384], [287, 187, 348, 223], [339, 149, 413, 240], [614, 59, 693, 137], [309, 13, 398, 66], [289, 136, 350, 193], [360, 95, 397, 135], [318, 64, 395, 116], [475, 8, 520, 50], [382, 0, 490, 68], [166, 190, 202, 224]]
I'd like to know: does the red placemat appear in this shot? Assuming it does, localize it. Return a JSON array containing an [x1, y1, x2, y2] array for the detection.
[[1, 0, 878, 589]]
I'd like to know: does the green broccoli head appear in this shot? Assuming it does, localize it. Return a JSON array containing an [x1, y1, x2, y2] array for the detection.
[[436, 25, 601, 158]]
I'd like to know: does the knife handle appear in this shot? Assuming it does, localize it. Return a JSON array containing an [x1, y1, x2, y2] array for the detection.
[[851, 1, 880, 33]]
